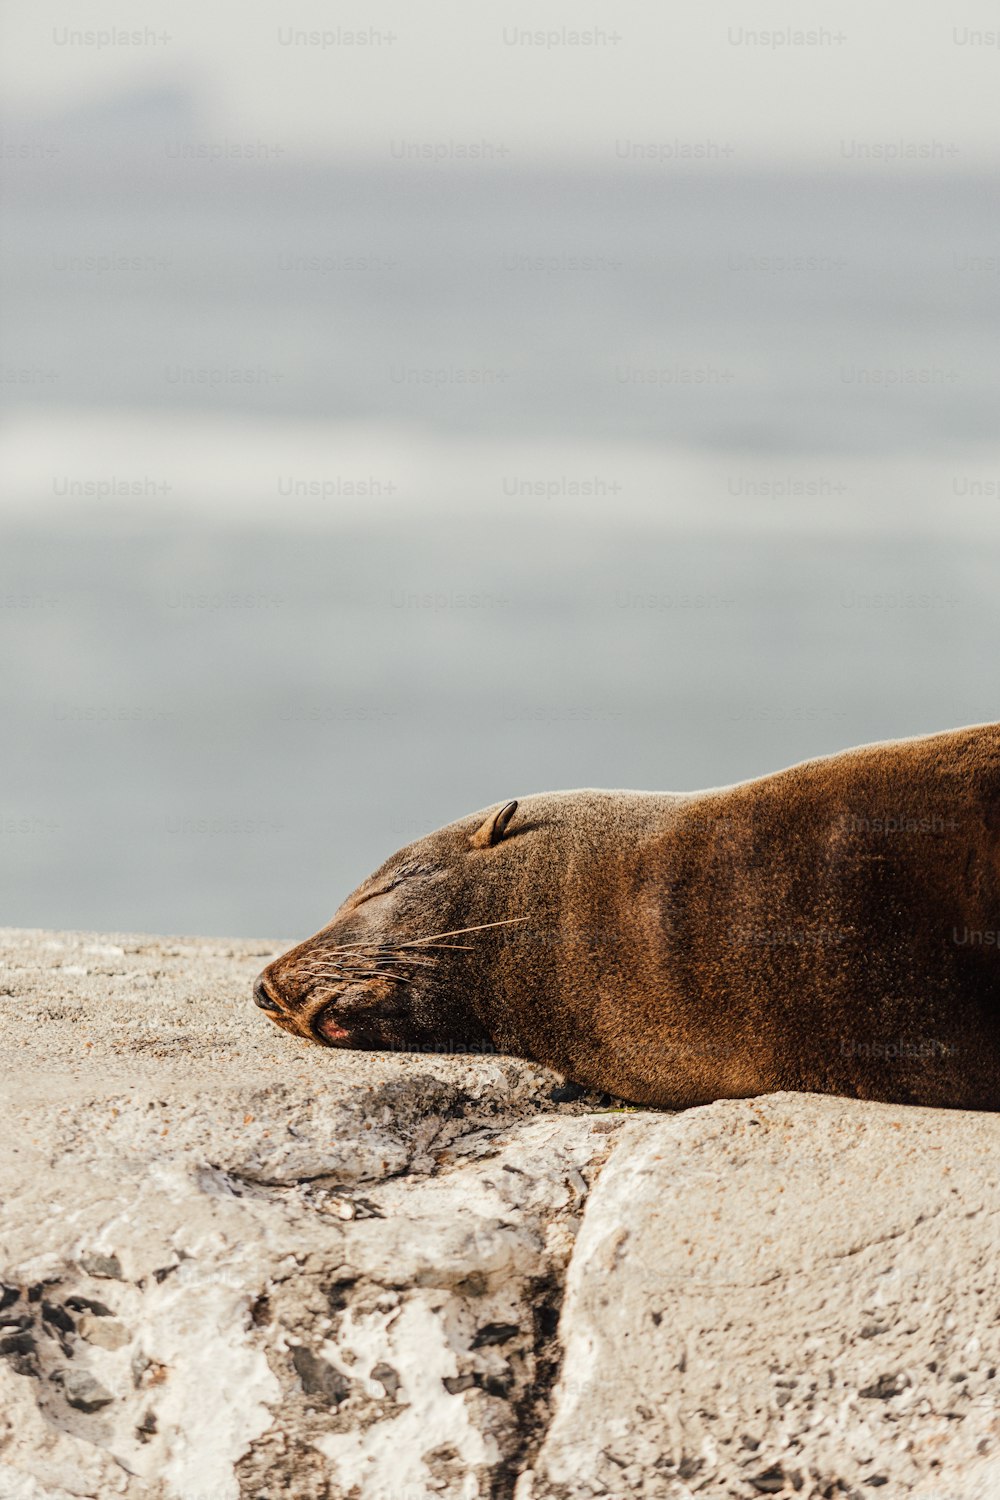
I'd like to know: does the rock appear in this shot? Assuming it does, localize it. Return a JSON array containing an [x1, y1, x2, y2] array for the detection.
[[77, 1313, 130, 1350], [79, 1253, 123, 1280], [2, 927, 1000, 1499], [527, 1094, 1000, 1499], [64, 1370, 114, 1412], [369, 1360, 400, 1401], [290, 1345, 350, 1405], [0, 927, 616, 1500], [442, 1372, 476, 1394]]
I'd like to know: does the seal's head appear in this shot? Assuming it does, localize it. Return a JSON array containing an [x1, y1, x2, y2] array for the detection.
[[253, 800, 524, 1052]]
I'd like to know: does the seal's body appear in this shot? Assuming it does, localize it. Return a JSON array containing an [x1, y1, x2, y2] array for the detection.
[[255, 724, 1000, 1109]]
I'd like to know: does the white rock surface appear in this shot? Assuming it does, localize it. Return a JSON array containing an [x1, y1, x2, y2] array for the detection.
[[528, 1096, 1000, 1499], [1, 928, 998, 1499]]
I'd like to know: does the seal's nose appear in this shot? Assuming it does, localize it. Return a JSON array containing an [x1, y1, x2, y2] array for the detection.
[[253, 973, 282, 1013]]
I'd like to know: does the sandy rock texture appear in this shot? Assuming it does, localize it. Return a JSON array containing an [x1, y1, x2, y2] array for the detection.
[[1, 928, 998, 1500]]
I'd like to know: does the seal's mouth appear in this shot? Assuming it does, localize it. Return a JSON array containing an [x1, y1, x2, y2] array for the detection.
[[311, 1004, 351, 1046], [253, 972, 353, 1047]]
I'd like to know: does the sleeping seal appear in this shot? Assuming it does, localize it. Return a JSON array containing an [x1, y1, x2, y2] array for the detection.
[[254, 724, 1000, 1109]]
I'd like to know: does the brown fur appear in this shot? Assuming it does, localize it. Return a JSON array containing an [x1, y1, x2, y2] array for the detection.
[[254, 724, 1000, 1109]]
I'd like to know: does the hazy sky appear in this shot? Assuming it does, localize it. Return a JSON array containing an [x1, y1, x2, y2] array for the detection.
[[4, 0, 1000, 166]]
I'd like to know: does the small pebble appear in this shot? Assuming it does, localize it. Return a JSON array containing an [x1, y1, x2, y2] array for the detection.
[[79, 1253, 123, 1280], [471, 1322, 519, 1349], [64, 1370, 114, 1412], [370, 1361, 401, 1400], [77, 1314, 129, 1350]]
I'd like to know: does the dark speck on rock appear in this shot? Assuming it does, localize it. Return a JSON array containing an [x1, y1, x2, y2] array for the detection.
[[859, 1372, 908, 1400], [66, 1296, 114, 1318], [42, 1301, 75, 1334], [0, 1331, 36, 1358], [290, 1345, 350, 1405], [443, 1373, 476, 1394], [549, 1081, 587, 1104], [536, 1304, 560, 1340], [470, 1322, 520, 1348], [250, 1293, 271, 1327], [325, 1277, 357, 1313], [750, 1468, 788, 1494], [477, 1371, 513, 1397], [0, 1314, 32, 1333]]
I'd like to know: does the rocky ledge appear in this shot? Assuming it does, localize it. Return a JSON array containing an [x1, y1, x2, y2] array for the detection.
[[1, 927, 999, 1500]]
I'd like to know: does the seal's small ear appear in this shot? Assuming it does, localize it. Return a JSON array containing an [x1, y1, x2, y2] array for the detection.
[[469, 799, 519, 850]]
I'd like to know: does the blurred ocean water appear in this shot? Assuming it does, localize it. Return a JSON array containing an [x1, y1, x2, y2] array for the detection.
[[2, 163, 999, 936]]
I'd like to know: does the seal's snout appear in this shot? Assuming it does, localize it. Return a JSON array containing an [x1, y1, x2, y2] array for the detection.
[[253, 973, 283, 1013]]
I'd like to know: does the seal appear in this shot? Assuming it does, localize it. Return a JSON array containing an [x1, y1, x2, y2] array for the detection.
[[254, 724, 1000, 1109]]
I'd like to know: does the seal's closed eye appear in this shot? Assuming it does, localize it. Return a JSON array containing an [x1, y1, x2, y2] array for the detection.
[[354, 861, 438, 906], [354, 883, 397, 906]]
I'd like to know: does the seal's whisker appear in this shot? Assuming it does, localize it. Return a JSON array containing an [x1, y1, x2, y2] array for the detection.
[[394, 918, 531, 948], [389, 942, 474, 952], [299, 962, 431, 996], [367, 936, 473, 948], [367, 950, 440, 967], [324, 917, 528, 956], [295, 954, 347, 973]]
